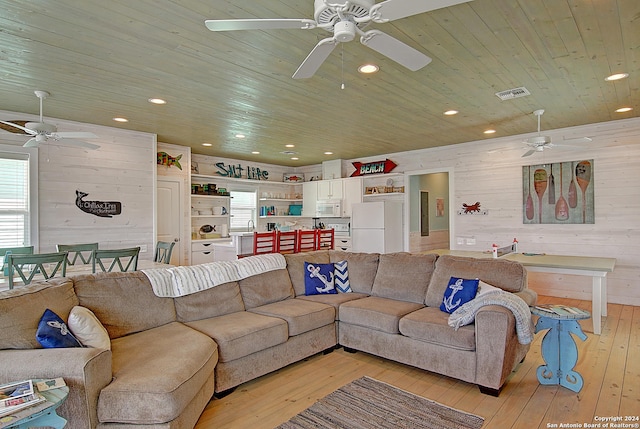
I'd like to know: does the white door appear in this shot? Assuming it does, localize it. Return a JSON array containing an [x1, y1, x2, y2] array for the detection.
[[157, 179, 182, 265]]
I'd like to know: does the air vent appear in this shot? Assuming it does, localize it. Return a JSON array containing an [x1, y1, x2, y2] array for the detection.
[[495, 87, 531, 101]]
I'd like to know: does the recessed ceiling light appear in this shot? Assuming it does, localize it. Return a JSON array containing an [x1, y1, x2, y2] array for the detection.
[[235, 134, 246, 139], [484, 129, 496, 134], [605, 73, 629, 81], [148, 98, 166, 104], [444, 110, 458, 115], [285, 144, 295, 148], [324, 151, 333, 155], [113, 117, 128, 122], [615, 107, 633, 113], [202, 143, 213, 147], [251, 151, 260, 154], [358, 64, 379, 74], [291, 157, 299, 160]]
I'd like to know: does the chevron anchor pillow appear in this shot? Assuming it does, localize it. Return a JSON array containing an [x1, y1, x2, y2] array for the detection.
[[334, 260, 352, 293], [440, 277, 479, 314]]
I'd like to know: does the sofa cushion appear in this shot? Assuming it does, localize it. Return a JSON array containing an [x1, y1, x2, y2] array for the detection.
[[98, 321, 217, 425], [425, 255, 527, 308], [185, 311, 288, 362], [284, 251, 330, 296], [238, 269, 294, 309], [0, 279, 78, 349], [249, 299, 335, 336], [174, 281, 244, 322], [296, 293, 368, 320], [304, 262, 337, 295], [371, 253, 437, 304], [399, 307, 476, 351], [440, 277, 479, 314], [339, 296, 424, 334], [68, 305, 111, 350], [329, 251, 379, 294], [73, 271, 177, 339]]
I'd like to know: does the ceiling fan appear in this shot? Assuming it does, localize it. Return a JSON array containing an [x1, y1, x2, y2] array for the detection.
[[521, 109, 591, 157], [0, 90, 100, 150], [204, 0, 473, 79]]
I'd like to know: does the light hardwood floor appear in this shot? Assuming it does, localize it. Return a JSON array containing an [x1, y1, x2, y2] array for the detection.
[[195, 296, 640, 429]]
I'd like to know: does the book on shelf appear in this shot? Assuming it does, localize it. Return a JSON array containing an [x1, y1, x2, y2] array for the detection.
[[534, 304, 590, 317]]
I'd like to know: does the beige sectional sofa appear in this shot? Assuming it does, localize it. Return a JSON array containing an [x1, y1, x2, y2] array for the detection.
[[0, 250, 536, 428]]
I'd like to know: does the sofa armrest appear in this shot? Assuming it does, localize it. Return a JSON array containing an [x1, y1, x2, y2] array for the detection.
[[0, 348, 112, 429], [474, 305, 527, 391]]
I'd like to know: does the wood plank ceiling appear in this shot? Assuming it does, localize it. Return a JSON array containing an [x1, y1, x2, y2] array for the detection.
[[0, 0, 637, 166]]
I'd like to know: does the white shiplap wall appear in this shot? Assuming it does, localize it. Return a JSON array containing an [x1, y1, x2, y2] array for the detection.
[[0, 109, 157, 258], [347, 117, 640, 306]]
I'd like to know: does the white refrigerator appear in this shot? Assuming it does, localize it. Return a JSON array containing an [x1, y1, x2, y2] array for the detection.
[[351, 201, 403, 253]]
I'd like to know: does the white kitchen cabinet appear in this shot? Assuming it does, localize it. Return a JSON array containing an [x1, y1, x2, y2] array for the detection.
[[341, 177, 362, 217], [302, 181, 318, 217], [317, 179, 343, 200]]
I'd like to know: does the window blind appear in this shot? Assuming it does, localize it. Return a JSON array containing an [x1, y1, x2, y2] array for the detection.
[[230, 190, 256, 231], [0, 152, 30, 247]]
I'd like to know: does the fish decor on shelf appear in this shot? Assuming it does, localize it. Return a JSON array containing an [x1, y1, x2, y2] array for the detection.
[[157, 152, 183, 170]]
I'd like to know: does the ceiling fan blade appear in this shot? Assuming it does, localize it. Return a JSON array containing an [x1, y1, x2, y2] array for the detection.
[[561, 136, 592, 145], [0, 120, 37, 135], [360, 30, 432, 71], [52, 131, 99, 139], [522, 149, 536, 158], [55, 138, 100, 150], [23, 138, 40, 148], [292, 38, 338, 79], [370, 0, 473, 22], [205, 18, 316, 32]]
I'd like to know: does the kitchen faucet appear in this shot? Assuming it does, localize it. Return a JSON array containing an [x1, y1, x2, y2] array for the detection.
[[247, 220, 255, 232]]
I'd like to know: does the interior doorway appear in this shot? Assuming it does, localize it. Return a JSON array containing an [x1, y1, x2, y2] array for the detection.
[[157, 178, 183, 265], [405, 169, 452, 252]]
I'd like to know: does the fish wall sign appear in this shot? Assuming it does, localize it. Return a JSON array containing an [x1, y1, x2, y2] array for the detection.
[[350, 159, 397, 177], [215, 162, 269, 180], [76, 190, 122, 218], [157, 152, 183, 170]]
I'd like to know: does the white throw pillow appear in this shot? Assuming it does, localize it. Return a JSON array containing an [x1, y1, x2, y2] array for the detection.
[[68, 306, 111, 350], [476, 280, 502, 297]]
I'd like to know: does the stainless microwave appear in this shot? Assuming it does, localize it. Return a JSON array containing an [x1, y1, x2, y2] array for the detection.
[[316, 200, 342, 217]]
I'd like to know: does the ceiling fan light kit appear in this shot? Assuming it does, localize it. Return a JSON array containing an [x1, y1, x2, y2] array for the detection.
[[204, 0, 473, 79], [521, 109, 590, 157]]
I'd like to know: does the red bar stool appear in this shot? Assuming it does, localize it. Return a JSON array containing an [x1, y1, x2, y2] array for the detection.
[[276, 230, 298, 254], [253, 231, 277, 255]]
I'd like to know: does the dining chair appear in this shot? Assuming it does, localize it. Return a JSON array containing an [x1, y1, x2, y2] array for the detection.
[[317, 228, 335, 250], [296, 230, 318, 253], [92, 247, 140, 273], [154, 241, 176, 264], [1, 246, 34, 276], [6, 251, 68, 289], [253, 231, 277, 255], [57, 243, 99, 266], [276, 230, 298, 254]]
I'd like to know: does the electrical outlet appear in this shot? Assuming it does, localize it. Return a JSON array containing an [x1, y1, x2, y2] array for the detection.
[[466, 237, 476, 245], [456, 237, 464, 245], [139, 245, 147, 253]]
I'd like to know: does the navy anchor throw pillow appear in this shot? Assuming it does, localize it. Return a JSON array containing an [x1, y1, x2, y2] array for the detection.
[[304, 262, 337, 295], [36, 308, 83, 348], [440, 277, 479, 314]]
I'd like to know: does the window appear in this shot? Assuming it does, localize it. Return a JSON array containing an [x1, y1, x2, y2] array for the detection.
[[230, 190, 256, 231], [0, 145, 37, 248]]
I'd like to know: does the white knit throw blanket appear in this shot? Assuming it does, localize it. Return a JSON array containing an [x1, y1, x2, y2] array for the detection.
[[142, 253, 287, 298], [448, 289, 534, 345]]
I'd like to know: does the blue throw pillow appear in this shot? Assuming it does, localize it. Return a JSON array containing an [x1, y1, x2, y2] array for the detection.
[[304, 262, 337, 295], [334, 260, 352, 293], [36, 309, 83, 348], [440, 277, 479, 314]]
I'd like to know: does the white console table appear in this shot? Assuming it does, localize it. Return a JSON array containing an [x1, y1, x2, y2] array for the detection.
[[431, 250, 616, 335]]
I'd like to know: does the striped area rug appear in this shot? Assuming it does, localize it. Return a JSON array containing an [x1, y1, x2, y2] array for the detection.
[[276, 376, 484, 429]]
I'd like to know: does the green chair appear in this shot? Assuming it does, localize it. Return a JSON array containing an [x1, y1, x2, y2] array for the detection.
[[92, 247, 140, 273], [154, 241, 175, 264], [57, 243, 99, 266], [1, 246, 35, 276], [7, 251, 68, 289]]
